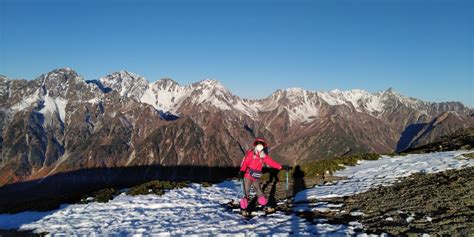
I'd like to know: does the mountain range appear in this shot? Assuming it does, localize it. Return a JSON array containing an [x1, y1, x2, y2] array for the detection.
[[0, 68, 472, 185]]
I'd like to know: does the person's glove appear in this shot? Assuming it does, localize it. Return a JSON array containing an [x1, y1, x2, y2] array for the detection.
[[238, 171, 245, 180], [282, 165, 292, 171]]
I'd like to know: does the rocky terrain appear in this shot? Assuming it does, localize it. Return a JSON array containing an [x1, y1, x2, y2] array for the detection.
[[0, 68, 473, 185], [338, 165, 473, 236], [286, 152, 474, 236]]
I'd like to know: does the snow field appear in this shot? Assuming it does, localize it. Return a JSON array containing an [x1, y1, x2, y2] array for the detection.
[[0, 151, 472, 236]]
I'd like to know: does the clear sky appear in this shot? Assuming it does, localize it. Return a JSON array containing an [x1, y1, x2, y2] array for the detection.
[[1, 0, 472, 106]]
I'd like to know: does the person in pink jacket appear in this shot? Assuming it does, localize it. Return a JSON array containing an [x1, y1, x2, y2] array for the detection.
[[238, 138, 289, 209]]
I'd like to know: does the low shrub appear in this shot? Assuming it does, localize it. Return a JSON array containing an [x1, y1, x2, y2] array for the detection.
[[80, 188, 119, 203], [464, 153, 474, 159], [92, 188, 118, 203], [126, 180, 188, 196], [199, 182, 212, 187], [280, 153, 381, 179]]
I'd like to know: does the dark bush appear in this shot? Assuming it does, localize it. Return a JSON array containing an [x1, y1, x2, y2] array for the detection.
[[199, 182, 212, 187], [280, 153, 381, 179], [126, 180, 188, 196], [464, 153, 474, 159], [92, 188, 118, 203]]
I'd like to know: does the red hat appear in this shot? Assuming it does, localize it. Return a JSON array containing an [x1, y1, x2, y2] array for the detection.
[[253, 138, 268, 148]]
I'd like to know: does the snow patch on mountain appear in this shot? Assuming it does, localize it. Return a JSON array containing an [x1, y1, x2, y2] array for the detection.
[[317, 90, 347, 106], [317, 89, 384, 114], [10, 92, 40, 112], [266, 88, 320, 123], [141, 79, 187, 113], [100, 71, 148, 99], [189, 79, 234, 110], [139, 78, 258, 117], [285, 88, 320, 123], [85, 97, 101, 104], [39, 95, 68, 123], [139, 86, 162, 110], [252, 88, 320, 124], [233, 100, 258, 118], [195, 78, 226, 90], [339, 89, 384, 113]]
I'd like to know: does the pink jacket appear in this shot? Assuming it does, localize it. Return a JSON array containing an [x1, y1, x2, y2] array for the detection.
[[240, 150, 282, 180]]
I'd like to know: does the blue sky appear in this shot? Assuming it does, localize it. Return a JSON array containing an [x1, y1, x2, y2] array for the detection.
[[0, 0, 472, 106]]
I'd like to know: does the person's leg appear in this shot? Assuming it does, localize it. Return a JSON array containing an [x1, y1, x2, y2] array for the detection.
[[251, 179, 264, 197], [243, 177, 252, 198], [252, 179, 268, 206], [240, 177, 253, 209]]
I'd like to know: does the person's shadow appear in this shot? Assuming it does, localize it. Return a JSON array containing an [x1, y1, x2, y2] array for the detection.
[[262, 168, 279, 208], [290, 165, 307, 235], [292, 165, 306, 197]]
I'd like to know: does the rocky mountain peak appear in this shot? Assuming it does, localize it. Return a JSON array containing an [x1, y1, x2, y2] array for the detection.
[[153, 78, 180, 90], [37, 68, 84, 98], [384, 87, 395, 93], [283, 87, 306, 95], [101, 70, 148, 84], [100, 70, 149, 99], [270, 88, 311, 105], [42, 68, 80, 81], [380, 87, 403, 99], [118, 70, 143, 80], [271, 88, 306, 98], [190, 79, 233, 101], [192, 79, 226, 90]]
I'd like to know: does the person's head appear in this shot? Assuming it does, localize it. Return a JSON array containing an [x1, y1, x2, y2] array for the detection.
[[253, 138, 268, 152]]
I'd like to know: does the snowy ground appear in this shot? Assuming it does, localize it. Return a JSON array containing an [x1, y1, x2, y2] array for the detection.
[[0, 182, 355, 236], [0, 151, 472, 236], [294, 150, 474, 202]]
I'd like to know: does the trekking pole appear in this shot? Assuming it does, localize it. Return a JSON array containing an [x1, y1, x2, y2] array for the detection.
[[285, 167, 289, 207], [285, 169, 289, 200]]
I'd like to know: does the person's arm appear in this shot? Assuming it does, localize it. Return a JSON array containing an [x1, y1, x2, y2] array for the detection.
[[263, 155, 282, 170], [240, 152, 252, 172]]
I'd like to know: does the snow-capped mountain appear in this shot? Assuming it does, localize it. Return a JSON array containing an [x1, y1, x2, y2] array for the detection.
[[92, 69, 471, 125], [99, 70, 148, 100], [95, 70, 471, 125], [99, 71, 257, 118], [0, 68, 472, 185]]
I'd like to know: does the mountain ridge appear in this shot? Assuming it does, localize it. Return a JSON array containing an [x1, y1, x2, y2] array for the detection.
[[0, 67, 472, 185]]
